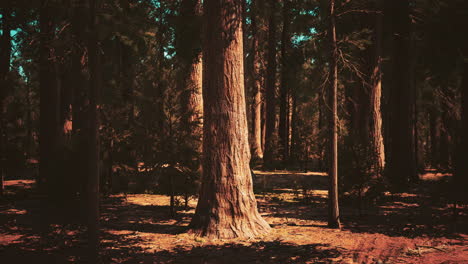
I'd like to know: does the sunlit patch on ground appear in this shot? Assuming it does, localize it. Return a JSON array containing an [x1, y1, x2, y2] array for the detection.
[[1, 171, 467, 263]]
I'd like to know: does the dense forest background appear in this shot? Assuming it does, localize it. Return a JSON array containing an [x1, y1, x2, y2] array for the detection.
[[0, 0, 467, 262]]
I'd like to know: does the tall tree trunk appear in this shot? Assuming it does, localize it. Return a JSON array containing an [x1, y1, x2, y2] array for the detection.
[[71, 0, 90, 202], [264, 0, 277, 167], [39, 1, 61, 196], [429, 108, 441, 168], [121, 43, 135, 126], [87, 0, 100, 260], [250, 0, 263, 161], [279, 0, 291, 164], [369, 0, 385, 175], [328, 0, 341, 229], [290, 80, 298, 164], [0, 8, 12, 196], [190, 0, 271, 239], [386, 0, 416, 190], [455, 58, 468, 200], [178, 0, 203, 136]]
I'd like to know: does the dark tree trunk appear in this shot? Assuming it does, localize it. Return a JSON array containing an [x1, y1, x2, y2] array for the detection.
[[429, 108, 441, 169], [71, 0, 91, 201], [250, 0, 264, 161], [0, 8, 12, 196], [328, 0, 341, 229], [386, 0, 416, 190], [178, 0, 203, 136], [290, 81, 298, 164], [369, 0, 385, 175], [279, 0, 291, 164], [455, 59, 468, 199], [39, 1, 61, 196], [121, 43, 135, 126], [190, 0, 271, 239], [87, 0, 100, 260], [264, 0, 277, 167]]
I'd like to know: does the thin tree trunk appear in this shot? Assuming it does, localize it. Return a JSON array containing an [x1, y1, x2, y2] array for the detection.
[[328, 0, 341, 229], [279, 0, 291, 164], [0, 8, 12, 196], [290, 83, 298, 164], [72, 0, 90, 203], [87, 0, 100, 260], [429, 109, 441, 168], [264, 0, 277, 167], [250, 0, 264, 161], [190, 0, 271, 239]]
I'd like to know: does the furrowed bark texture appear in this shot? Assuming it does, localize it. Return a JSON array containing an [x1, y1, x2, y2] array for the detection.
[[250, 0, 264, 160], [179, 0, 203, 131], [190, 0, 271, 239], [369, 0, 385, 174]]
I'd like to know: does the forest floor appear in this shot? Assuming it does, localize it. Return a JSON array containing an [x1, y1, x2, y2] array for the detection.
[[0, 170, 467, 263]]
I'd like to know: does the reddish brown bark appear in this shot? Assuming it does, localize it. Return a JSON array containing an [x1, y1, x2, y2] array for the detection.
[[176, 0, 203, 171], [250, 0, 263, 160], [264, 0, 278, 166], [369, 0, 385, 174], [190, 0, 270, 239], [279, 0, 291, 163], [328, 0, 341, 229]]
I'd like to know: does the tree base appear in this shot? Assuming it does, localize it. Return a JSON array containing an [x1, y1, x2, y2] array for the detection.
[[189, 213, 271, 239]]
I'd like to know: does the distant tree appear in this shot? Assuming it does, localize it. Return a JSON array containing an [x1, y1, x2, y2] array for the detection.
[[250, 0, 264, 161], [87, 0, 101, 260], [369, 0, 385, 175], [279, 0, 292, 164], [385, 0, 417, 190], [39, 0, 61, 196], [190, 0, 271, 239], [0, 8, 12, 196], [264, 0, 278, 167], [327, 0, 341, 229]]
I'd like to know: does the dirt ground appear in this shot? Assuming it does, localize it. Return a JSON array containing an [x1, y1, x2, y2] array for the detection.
[[0, 170, 467, 263]]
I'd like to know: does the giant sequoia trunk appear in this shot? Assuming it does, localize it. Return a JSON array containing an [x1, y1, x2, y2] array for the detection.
[[250, 0, 264, 161], [39, 1, 61, 195], [264, 0, 277, 167], [386, 0, 416, 190], [0, 8, 12, 196], [279, 0, 291, 164], [190, 0, 271, 239], [328, 0, 341, 229]]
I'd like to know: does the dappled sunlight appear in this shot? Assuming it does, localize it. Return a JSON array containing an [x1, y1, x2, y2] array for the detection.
[[1, 171, 467, 263]]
